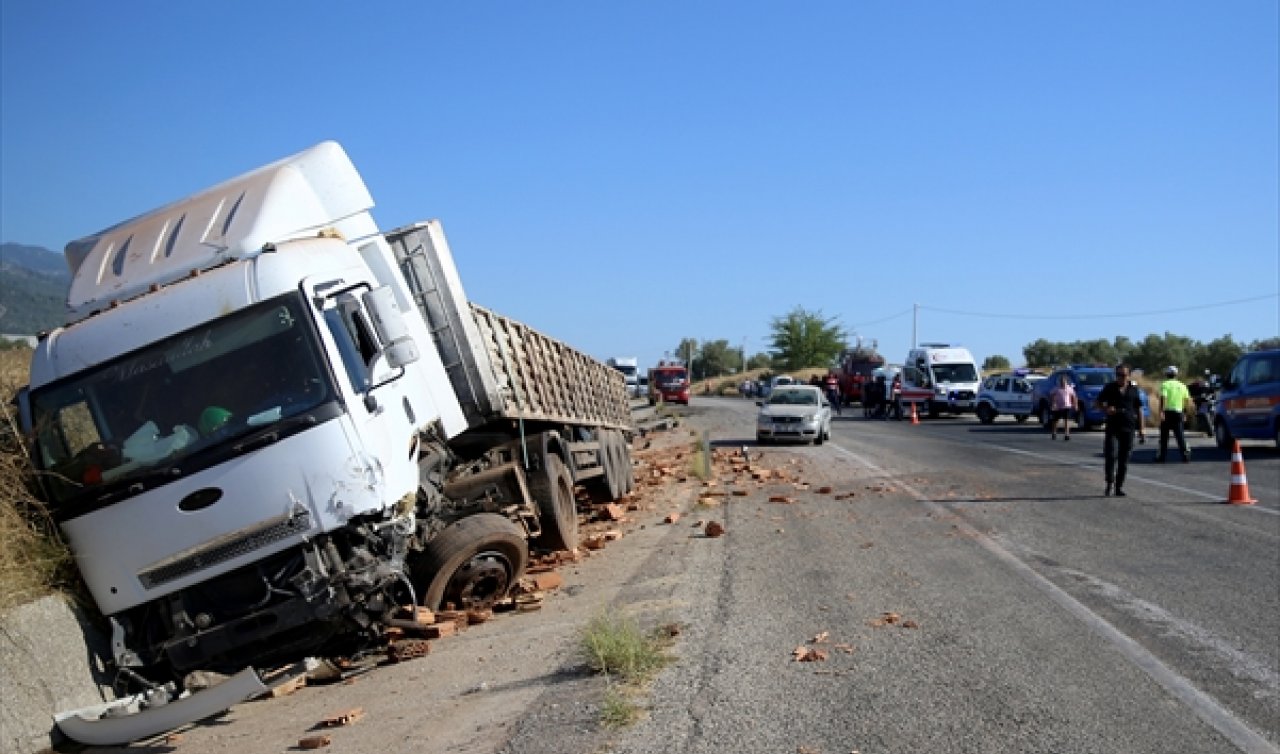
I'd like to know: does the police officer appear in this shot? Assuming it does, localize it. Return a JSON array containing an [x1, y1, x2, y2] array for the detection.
[[1157, 365, 1191, 463], [1095, 364, 1146, 497]]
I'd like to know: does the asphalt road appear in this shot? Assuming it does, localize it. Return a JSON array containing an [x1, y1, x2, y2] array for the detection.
[[600, 397, 1279, 754], [82, 398, 1277, 754]]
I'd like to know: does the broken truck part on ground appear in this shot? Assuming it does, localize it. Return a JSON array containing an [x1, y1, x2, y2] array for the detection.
[[18, 142, 637, 744]]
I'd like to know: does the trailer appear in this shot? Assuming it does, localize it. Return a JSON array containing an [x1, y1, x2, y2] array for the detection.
[[21, 142, 634, 743]]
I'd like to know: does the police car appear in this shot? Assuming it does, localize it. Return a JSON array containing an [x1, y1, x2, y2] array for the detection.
[[975, 369, 1046, 424]]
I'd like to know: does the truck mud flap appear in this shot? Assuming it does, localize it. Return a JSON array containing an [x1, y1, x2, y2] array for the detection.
[[54, 667, 267, 746]]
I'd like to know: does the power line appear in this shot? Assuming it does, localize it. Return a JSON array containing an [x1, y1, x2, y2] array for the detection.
[[918, 293, 1278, 321], [850, 308, 914, 329]]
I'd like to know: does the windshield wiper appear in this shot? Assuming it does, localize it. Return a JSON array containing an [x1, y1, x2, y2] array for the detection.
[[232, 414, 318, 455]]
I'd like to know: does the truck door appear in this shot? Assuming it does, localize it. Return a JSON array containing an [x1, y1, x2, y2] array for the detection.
[[307, 277, 423, 507]]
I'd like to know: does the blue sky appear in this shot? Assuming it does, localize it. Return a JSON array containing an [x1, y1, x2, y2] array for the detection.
[[3, 2, 1277, 371]]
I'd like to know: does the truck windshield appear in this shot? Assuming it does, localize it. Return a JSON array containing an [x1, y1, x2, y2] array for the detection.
[[654, 371, 686, 387], [932, 363, 979, 383], [30, 294, 338, 510]]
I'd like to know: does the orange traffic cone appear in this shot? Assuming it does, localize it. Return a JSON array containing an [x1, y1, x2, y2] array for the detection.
[[1224, 441, 1257, 505], [910, 402, 919, 425]]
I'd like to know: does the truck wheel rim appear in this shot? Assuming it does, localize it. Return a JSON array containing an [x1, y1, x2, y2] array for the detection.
[[447, 552, 511, 608]]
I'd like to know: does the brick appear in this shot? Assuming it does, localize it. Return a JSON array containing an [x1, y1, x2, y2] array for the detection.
[[817, 486, 833, 494], [664, 512, 681, 524], [603, 529, 624, 541], [704, 521, 725, 538], [319, 707, 364, 727], [599, 503, 626, 521], [299, 735, 332, 749], [426, 622, 457, 639], [531, 572, 563, 591]]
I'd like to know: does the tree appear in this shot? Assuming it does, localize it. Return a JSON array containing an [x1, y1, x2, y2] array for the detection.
[[1127, 332, 1196, 375], [767, 307, 847, 370], [696, 340, 736, 379], [982, 355, 1011, 371], [1197, 335, 1244, 377], [1249, 336, 1280, 352], [671, 338, 698, 367], [747, 352, 773, 370]]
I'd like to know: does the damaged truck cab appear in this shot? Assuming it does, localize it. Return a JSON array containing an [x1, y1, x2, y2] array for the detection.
[[23, 143, 634, 736]]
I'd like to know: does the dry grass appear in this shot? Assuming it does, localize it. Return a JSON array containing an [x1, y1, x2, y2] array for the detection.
[[0, 347, 73, 611]]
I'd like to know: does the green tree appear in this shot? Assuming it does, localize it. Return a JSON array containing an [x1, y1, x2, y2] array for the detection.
[[1248, 336, 1280, 352], [1196, 335, 1244, 377], [1023, 339, 1064, 368], [696, 340, 736, 379], [767, 307, 846, 370], [672, 338, 698, 368], [1127, 332, 1196, 375], [982, 355, 1011, 371], [747, 352, 773, 370]]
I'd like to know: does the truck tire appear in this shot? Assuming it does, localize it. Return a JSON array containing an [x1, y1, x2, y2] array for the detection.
[[415, 514, 529, 611], [589, 432, 623, 502], [976, 404, 995, 425], [611, 432, 635, 495], [529, 454, 580, 551]]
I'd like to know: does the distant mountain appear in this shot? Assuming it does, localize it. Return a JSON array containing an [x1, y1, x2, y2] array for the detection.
[[0, 243, 69, 335]]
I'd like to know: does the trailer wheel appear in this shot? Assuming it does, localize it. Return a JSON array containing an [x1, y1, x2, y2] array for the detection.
[[530, 454, 580, 551], [415, 514, 529, 611], [617, 435, 635, 494]]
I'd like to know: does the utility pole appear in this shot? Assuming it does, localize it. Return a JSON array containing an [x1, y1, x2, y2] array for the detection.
[[912, 303, 919, 349]]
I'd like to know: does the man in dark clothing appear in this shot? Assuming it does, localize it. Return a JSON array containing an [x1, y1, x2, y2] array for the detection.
[[1095, 364, 1147, 497]]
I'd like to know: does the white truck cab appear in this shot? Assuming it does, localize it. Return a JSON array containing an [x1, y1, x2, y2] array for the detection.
[[898, 344, 983, 417]]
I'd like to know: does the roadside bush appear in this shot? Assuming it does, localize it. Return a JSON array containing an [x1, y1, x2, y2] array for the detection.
[[0, 347, 74, 611]]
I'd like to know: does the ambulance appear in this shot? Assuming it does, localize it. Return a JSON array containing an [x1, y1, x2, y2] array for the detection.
[[897, 344, 983, 418]]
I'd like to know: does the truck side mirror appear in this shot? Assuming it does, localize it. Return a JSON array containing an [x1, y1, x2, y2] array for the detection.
[[362, 286, 420, 369]]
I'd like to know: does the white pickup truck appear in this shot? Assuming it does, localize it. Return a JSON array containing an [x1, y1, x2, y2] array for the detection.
[[20, 142, 635, 743]]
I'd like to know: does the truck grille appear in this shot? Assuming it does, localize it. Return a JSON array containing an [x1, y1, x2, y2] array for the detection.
[[138, 509, 312, 589]]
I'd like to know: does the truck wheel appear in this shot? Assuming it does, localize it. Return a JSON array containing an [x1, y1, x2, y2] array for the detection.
[[530, 454, 580, 551], [976, 404, 995, 425], [1014, 414, 1028, 423], [615, 434, 635, 494], [590, 432, 623, 502], [415, 514, 529, 611], [1039, 404, 1052, 427]]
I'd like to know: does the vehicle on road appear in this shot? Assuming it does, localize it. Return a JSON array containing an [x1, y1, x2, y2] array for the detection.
[[897, 344, 982, 417], [1213, 349, 1280, 449], [648, 363, 690, 405], [17, 142, 635, 743], [1031, 365, 1149, 430], [837, 339, 885, 406], [975, 369, 1046, 424], [755, 385, 832, 445], [608, 357, 641, 397]]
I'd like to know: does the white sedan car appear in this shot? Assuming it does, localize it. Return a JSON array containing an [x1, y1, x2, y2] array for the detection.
[[756, 385, 833, 445]]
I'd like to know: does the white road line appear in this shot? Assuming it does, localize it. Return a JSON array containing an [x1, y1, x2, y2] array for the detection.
[[830, 443, 1280, 754], [987, 443, 1280, 516]]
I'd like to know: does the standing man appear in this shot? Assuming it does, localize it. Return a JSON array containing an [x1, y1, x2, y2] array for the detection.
[[1157, 365, 1191, 463], [824, 371, 842, 415], [1096, 364, 1147, 497]]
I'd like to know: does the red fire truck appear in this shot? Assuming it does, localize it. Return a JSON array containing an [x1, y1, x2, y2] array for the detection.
[[648, 363, 690, 405], [838, 341, 886, 406]]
